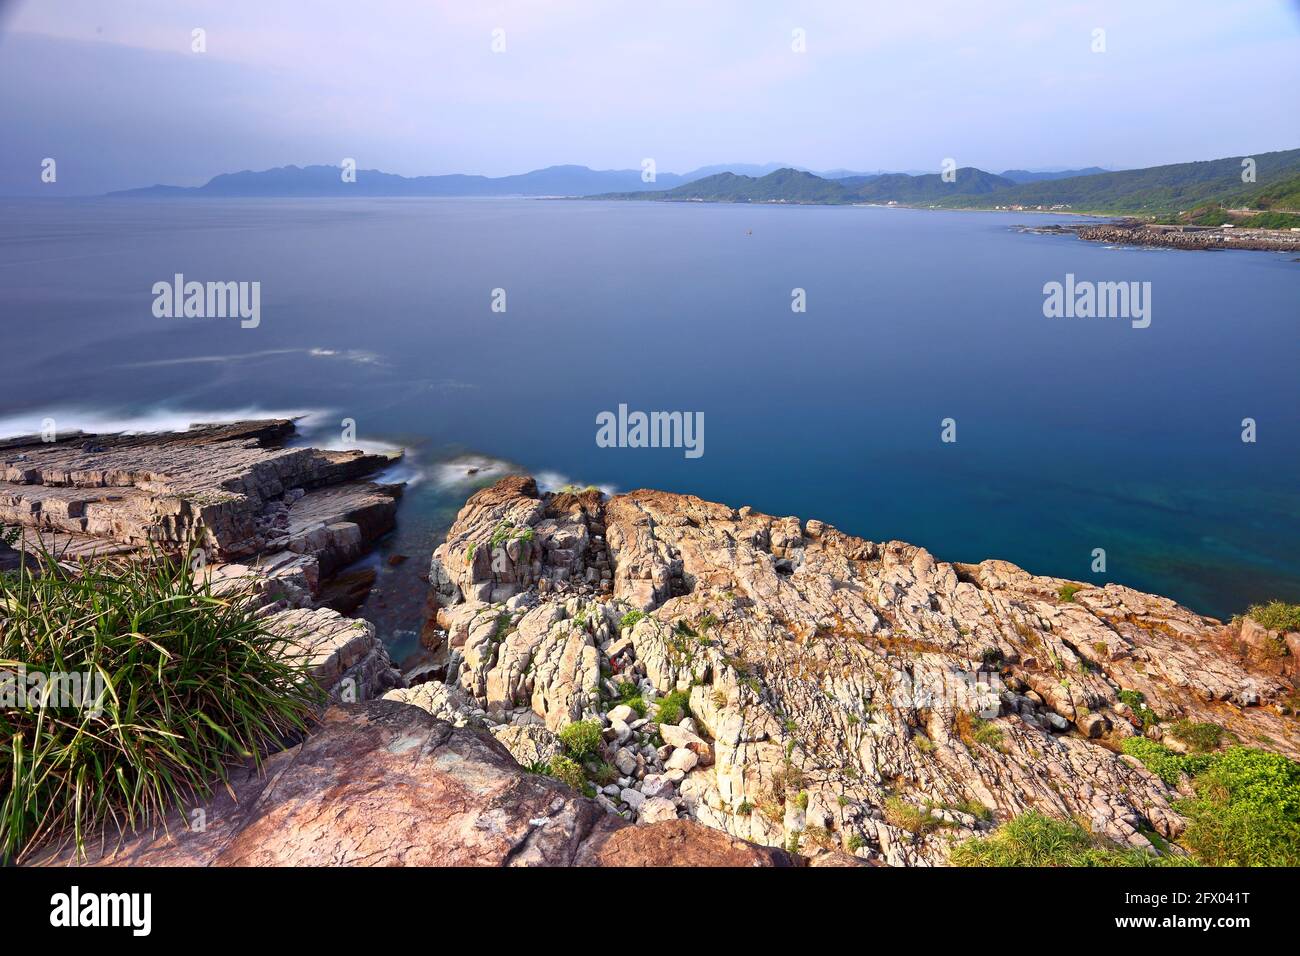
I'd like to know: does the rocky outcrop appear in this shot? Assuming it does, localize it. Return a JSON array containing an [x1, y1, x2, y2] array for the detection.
[[0, 420, 404, 702], [34, 701, 794, 867], [412, 476, 1300, 865]]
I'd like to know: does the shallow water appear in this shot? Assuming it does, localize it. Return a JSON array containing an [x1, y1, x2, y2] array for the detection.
[[2, 197, 1297, 655]]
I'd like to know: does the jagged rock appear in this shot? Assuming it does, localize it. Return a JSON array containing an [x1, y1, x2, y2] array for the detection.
[[384, 680, 483, 727], [489, 723, 564, 766], [639, 797, 679, 824], [267, 607, 401, 702], [419, 475, 1300, 865], [34, 702, 791, 867]]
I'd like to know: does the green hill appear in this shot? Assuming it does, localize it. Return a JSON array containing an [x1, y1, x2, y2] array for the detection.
[[844, 168, 1015, 202], [602, 168, 856, 203], [595, 148, 1300, 219], [934, 148, 1300, 215]]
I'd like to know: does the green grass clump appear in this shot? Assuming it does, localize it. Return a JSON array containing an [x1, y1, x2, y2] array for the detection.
[[1178, 747, 1300, 867], [1057, 583, 1083, 603], [618, 609, 645, 631], [0, 551, 323, 863], [1168, 720, 1230, 753], [971, 718, 1004, 750], [1244, 601, 1300, 633], [884, 796, 944, 835], [558, 720, 603, 761], [654, 689, 692, 727], [489, 521, 534, 551], [952, 798, 994, 823], [949, 811, 1183, 867]]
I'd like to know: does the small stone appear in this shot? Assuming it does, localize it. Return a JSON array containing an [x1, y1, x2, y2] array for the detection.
[[608, 704, 635, 724], [638, 797, 678, 824], [666, 748, 699, 772], [641, 774, 675, 799], [621, 788, 646, 811], [614, 748, 638, 775]]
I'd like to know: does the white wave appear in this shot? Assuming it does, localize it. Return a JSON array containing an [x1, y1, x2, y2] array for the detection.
[[535, 470, 617, 496], [118, 347, 386, 369], [431, 455, 521, 490]]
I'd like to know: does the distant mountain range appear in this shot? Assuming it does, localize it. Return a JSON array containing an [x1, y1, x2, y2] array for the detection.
[[106, 151, 1300, 219], [107, 161, 1115, 200]]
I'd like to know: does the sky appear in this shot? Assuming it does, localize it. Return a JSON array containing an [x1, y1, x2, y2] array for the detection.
[[1, 0, 1298, 195]]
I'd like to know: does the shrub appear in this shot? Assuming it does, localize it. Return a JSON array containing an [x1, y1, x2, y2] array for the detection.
[[1245, 601, 1300, 633], [546, 755, 587, 792], [0, 551, 323, 862], [1178, 747, 1300, 867], [1117, 689, 1160, 728], [558, 720, 602, 761], [588, 761, 619, 786], [1121, 738, 1216, 787], [654, 689, 692, 726], [949, 811, 1182, 867], [618, 609, 646, 631], [613, 681, 648, 717], [1168, 720, 1229, 753]]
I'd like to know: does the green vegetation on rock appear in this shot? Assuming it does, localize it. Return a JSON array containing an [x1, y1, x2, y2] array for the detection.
[[950, 811, 1183, 867], [1245, 601, 1300, 633], [558, 719, 602, 762]]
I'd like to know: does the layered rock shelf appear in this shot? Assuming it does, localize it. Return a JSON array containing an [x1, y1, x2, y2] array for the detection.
[[0, 419, 403, 702]]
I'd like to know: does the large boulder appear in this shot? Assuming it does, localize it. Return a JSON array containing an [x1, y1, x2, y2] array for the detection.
[[32, 702, 794, 867]]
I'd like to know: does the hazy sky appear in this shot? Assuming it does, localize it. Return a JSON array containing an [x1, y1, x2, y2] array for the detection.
[[2, 0, 1298, 195]]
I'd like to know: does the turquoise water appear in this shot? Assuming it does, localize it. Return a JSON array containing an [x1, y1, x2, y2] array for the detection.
[[1, 197, 1297, 657]]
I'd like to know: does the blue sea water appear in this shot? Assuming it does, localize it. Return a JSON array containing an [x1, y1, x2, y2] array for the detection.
[[1, 197, 1297, 658]]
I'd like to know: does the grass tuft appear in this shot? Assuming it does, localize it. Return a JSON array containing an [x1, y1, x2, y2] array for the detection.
[[0, 549, 323, 863]]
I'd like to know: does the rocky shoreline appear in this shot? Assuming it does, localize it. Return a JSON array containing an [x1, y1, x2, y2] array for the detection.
[[404, 475, 1299, 865], [1027, 218, 1300, 253], [6, 423, 1299, 866]]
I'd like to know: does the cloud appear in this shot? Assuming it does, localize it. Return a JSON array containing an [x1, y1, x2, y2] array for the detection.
[[2, 0, 1296, 195]]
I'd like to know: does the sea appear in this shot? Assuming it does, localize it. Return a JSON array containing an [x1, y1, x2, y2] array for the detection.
[[2, 196, 1297, 660]]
